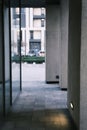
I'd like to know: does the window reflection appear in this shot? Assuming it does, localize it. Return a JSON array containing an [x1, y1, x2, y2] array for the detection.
[[0, 83, 3, 117], [11, 8, 20, 103]]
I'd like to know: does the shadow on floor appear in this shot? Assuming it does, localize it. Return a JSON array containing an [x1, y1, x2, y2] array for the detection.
[[2, 109, 77, 130]]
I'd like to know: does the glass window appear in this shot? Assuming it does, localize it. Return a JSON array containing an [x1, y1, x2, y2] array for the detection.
[[30, 31, 33, 39], [21, 8, 25, 14], [16, 18, 19, 25], [41, 8, 45, 15], [15, 8, 19, 14], [41, 19, 44, 27], [30, 42, 41, 52]]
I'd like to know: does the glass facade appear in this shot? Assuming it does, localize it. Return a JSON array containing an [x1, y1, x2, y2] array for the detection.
[[11, 7, 21, 103], [0, 1, 45, 117], [0, 4, 3, 117]]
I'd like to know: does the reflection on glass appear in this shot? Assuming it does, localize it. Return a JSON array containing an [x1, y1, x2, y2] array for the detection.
[[11, 8, 20, 103], [0, 82, 3, 117], [0, 3, 3, 117], [5, 80, 10, 112], [4, 7, 10, 113]]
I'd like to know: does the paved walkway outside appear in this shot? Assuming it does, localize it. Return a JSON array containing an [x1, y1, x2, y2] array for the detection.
[[12, 63, 67, 110], [22, 63, 45, 82], [12, 63, 45, 82]]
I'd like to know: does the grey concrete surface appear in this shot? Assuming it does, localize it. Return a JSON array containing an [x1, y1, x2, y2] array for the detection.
[[68, 0, 81, 128], [60, 0, 69, 89], [46, 5, 60, 82], [80, 0, 87, 130]]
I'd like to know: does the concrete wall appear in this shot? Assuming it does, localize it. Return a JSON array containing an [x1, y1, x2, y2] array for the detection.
[[59, 0, 69, 88], [68, 0, 81, 128], [80, 0, 87, 129], [46, 5, 60, 82]]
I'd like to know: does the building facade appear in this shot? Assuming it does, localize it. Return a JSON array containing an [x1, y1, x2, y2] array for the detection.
[[11, 8, 46, 55]]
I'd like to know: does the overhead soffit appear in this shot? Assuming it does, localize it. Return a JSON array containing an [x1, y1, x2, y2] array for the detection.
[[5, 0, 60, 7]]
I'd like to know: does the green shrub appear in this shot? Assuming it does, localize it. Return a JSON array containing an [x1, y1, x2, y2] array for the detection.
[[12, 55, 45, 64]]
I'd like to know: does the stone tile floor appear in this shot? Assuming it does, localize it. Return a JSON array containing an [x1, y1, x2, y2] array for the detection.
[[0, 64, 77, 130], [0, 81, 77, 130], [2, 109, 77, 130]]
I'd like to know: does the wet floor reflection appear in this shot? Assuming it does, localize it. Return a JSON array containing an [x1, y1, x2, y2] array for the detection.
[[5, 80, 10, 113]]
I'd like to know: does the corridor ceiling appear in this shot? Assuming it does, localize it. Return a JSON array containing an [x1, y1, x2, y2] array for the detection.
[[5, 0, 60, 7]]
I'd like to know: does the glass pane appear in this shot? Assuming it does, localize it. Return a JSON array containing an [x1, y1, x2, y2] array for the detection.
[[0, 18, 3, 117], [0, 83, 3, 117], [11, 7, 21, 103], [4, 7, 10, 113]]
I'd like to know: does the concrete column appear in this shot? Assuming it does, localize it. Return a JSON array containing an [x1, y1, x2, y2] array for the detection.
[[60, 0, 69, 89], [22, 29, 25, 42], [80, 0, 87, 130], [25, 8, 29, 54], [41, 29, 45, 51], [30, 8, 33, 29], [26, 8, 29, 28], [14, 29, 17, 44], [68, 0, 81, 128], [25, 29, 29, 54], [46, 5, 60, 83]]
